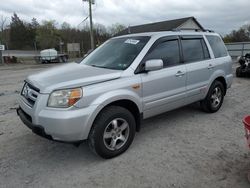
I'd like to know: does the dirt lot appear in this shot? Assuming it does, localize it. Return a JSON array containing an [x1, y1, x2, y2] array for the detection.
[[0, 63, 250, 188]]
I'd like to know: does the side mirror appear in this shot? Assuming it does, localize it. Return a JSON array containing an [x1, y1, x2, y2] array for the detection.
[[145, 59, 163, 72]]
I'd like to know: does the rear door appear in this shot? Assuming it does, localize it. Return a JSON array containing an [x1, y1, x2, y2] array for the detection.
[[140, 36, 187, 118], [181, 35, 212, 103]]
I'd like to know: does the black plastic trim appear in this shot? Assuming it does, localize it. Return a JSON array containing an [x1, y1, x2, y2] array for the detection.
[[16, 107, 83, 144], [25, 81, 40, 93]]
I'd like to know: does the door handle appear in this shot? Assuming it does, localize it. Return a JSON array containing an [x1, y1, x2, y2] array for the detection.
[[208, 64, 214, 70], [175, 71, 185, 77]]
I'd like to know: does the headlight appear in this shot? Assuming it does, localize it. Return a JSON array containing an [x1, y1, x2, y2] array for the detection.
[[48, 88, 82, 108]]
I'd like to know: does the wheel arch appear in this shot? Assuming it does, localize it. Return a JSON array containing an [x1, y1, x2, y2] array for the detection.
[[105, 99, 142, 132], [208, 70, 227, 96], [214, 76, 227, 95], [84, 96, 142, 140]]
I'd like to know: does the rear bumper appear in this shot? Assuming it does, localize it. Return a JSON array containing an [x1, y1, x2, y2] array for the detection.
[[226, 74, 233, 89]]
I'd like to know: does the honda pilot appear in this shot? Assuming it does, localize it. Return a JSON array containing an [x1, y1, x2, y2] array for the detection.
[[17, 31, 233, 158]]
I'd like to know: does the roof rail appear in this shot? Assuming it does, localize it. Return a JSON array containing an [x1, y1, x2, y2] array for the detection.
[[172, 28, 204, 32], [172, 28, 214, 33]]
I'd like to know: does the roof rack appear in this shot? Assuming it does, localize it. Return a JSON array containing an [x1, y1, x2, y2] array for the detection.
[[172, 28, 215, 33], [172, 28, 204, 32]]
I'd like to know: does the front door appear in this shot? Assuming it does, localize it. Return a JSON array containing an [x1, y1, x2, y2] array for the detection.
[[140, 37, 187, 118]]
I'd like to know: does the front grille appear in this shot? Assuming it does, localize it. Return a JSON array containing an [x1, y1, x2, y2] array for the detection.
[[21, 82, 39, 107]]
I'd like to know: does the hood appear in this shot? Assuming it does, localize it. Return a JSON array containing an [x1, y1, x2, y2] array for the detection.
[[26, 62, 122, 93]]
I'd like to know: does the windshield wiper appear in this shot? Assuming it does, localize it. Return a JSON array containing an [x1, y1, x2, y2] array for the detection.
[[89, 64, 119, 70], [90, 64, 108, 68]]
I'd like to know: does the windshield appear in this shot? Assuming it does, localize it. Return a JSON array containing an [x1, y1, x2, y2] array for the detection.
[[81, 36, 150, 70]]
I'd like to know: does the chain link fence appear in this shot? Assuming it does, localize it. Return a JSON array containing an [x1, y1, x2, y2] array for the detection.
[[225, 42, 250, 59]]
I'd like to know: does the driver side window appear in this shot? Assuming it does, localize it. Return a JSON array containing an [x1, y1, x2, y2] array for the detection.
[[146, 40, 181, 67]]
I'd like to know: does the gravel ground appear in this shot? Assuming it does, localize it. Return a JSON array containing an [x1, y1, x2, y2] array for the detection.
[[0, 63, 250, 188]]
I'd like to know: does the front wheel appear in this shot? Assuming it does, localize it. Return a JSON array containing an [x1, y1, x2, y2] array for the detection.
[[88, 106, 136, 159], [201, 81, 225, 113]]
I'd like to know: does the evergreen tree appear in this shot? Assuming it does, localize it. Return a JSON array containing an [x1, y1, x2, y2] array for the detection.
[[36, 20, 60, 50], [10, 13, 27, 49]]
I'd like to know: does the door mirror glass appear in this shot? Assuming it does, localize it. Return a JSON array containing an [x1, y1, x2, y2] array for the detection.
[[145, 59, 163, 72]]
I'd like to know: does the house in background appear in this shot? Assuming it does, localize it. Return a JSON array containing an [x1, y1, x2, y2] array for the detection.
[[116, 17, 205, 36]]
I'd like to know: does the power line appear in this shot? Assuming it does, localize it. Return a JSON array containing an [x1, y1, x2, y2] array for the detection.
[[77, 16, 89, 28]]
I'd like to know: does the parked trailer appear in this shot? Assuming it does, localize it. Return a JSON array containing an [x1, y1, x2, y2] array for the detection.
[[40, 49, 68, 64]]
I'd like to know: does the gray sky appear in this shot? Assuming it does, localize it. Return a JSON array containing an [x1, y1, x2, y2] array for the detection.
[[0, 0, 249, 35]]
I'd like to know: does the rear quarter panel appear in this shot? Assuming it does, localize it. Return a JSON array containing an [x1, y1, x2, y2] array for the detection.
[[203, 56, 233, 98]]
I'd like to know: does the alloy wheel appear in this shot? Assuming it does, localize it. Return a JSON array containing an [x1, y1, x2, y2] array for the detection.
[[210, 87, 222, 108], [103, 118, 130, 151]]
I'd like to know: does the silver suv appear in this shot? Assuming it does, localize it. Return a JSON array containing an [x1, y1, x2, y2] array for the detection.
[[17, 31, 233, 158]]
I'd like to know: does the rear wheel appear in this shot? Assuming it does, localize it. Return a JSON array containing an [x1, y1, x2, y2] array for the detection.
[[58, 57, 63, 63], [88, 106, 136, 159], [62, 56, 67, 63], [201, 80, 225, 113], [236, 67, 243, 77]]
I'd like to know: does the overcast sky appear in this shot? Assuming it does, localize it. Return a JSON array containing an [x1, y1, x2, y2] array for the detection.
[[0, 0, 249, 35]]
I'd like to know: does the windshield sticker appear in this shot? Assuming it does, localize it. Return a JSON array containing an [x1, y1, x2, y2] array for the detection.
[[125, 39, 140, 45]]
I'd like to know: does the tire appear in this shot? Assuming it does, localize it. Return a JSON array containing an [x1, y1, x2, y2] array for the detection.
[[201, 80, 225, 113], [236, 67, 243, 77], [88, 106, 136, 159], [63, 56, 67, 63], [58, 57, 63, 63]]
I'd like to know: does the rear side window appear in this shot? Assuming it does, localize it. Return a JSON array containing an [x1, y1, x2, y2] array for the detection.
[[206, 35, 228, 58], [181, 38, 210, 63], [146, 40, 180, 67]]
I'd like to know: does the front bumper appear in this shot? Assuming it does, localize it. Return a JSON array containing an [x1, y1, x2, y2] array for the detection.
[[17, 107, 54, 141], [18, 94, 99, 142]]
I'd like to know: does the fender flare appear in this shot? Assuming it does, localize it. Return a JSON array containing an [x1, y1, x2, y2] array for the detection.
[[206, 70, 226, 96], [80, 90, 142, 139]]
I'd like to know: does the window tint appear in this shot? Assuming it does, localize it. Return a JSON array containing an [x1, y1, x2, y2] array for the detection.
[[146, 40, 180, 67], [181, 39, 209, 63], [206, 35, 228, 58]]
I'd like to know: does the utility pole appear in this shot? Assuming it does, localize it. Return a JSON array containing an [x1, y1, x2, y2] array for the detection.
[[89, 0, 95, 50], [83, 0, 95, 50], [0, 45, 4, 64], [0, 50, 2, 64]]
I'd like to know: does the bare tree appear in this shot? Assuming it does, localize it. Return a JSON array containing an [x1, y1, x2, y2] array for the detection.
[[0, 15, 7, 31], [0, 15, 7, 45], [108, 23, 126, 36], [224, 24, 250, 42]]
